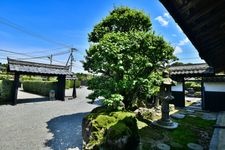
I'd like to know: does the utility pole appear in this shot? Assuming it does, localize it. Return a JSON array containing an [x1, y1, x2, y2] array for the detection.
[[49, 54, 53, 65], [48, 54, 53, 65], [66, 48, 77, 72]]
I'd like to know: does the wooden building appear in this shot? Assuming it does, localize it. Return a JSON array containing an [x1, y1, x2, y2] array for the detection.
[[7, 58, 73, 105], [160, 0, 225, 111], [170, 63, 225, 111], [202, 77, 225, 111]]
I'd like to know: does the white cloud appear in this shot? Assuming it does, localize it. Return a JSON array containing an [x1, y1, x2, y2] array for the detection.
[[178, 37, 190, 46], [155, 16, 169, 27], [172, 34, 177, 37], [163, 12, 170, 18], [176, 24, 183, 32], [174, 46, 183, 55]]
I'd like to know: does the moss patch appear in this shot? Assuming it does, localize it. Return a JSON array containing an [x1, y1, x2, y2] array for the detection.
[[82, 107, 137, 150], [138, 116, 216, 149]]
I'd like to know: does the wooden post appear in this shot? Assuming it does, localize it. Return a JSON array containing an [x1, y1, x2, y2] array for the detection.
[[182, 77, 185, 107], [56, 75, 66, 101], [12, 73, 20, 105], [72, 79, 77, 98], [201, 78, 205, 110]]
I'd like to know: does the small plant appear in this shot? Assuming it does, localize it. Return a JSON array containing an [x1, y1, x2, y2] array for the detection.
[[103, 94, 124, 110]]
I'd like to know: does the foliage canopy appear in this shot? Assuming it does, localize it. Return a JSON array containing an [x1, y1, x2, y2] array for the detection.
[[84, 7, 175, 109]]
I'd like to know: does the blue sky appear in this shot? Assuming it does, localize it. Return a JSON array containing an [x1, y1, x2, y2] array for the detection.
[[0, 0, 204, 72]]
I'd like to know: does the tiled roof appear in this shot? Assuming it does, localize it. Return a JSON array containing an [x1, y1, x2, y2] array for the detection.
[[170, 63, 214, 76], [8, 58, 72, 76]]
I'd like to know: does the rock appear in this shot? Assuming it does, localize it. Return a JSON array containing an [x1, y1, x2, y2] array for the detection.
[[186, 109, 195, 113], [104, 117, 140, 150], [135, 107, 157, 121], [187, 143, 203, 150], [82, 107, 139, 150], [156, 143, 171, 150], [169, 104, 175, 111], [171, 113, 185, 119], [67, 147, 80, 150]]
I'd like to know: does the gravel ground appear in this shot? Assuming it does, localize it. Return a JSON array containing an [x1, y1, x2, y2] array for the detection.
[[0, 87, 98, 150]]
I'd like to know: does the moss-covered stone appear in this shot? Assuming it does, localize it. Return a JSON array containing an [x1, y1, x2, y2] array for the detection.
[[82, 107, 139, 150], [104, 116, 140, 150]]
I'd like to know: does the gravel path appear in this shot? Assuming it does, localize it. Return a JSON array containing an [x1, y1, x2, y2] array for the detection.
[[0, 87, 98, 150]]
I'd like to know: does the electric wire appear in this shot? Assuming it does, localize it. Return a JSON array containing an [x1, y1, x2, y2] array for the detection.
[[0, 16, 71, 47]]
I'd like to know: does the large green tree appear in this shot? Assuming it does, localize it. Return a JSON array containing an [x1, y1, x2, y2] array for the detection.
[[84, 7, 175, 109]]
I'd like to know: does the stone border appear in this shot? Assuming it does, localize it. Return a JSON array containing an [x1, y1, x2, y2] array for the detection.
[[209, 112, 225, 150]]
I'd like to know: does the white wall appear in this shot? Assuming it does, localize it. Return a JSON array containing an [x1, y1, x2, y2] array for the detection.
[[172, 82, 183, 92], [204, 82, 225, 92]]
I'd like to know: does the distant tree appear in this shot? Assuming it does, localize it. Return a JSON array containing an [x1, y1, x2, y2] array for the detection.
[[84, 7, 175, 109], [0, 63, 8, 72], [171, 62, 184, 66]]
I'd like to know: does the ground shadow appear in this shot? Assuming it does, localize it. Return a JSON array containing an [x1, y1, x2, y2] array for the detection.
[[17, 98, 51, 104], [45, 112, 89, 150]]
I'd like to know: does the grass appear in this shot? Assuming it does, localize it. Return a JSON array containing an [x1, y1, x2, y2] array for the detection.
[[138, 116, 216, 149]]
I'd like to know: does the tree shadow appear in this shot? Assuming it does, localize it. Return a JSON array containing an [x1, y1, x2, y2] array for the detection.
[[45, 112, 89, 150], [17, 98, 51, 104]]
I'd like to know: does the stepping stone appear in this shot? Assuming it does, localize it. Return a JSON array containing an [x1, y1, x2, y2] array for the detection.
[[202, 114, 217, 121], [187, 143, 203, 150], [186, 109, 195, 113], [171, 113, 185, 119], [156, 143, 170, 150], [68, 148, 80, 150]]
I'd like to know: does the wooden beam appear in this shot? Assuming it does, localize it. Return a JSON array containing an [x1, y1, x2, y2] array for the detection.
[[72, 79, 77, 98], [12, 73, 20, 105], [186, 1, 224, 23], [182, 77, 185, 107], [56, 75, 66, 101], [159, 0, 205, 59]]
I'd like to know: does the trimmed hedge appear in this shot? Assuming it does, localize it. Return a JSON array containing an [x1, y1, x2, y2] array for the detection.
[[0, 79, 13, 102], [66, 80, 81, 89], [0, 74, 13, 80], [23, 81, 57, 96]]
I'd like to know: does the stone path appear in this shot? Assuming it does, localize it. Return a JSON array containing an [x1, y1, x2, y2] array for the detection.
[[0, 87, 98, 150], [210, 111, 225, 150]]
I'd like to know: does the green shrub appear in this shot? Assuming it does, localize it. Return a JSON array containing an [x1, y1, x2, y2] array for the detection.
[[0, 79, 13, 102], [23, 81, 57, 96], [0, 74, 13, 80], [185, 82, 201, 91], [21, 75, 43, 81], [65, 80, 81, 89], [194, 91, 201, 97], [82, 107, 137, 150]]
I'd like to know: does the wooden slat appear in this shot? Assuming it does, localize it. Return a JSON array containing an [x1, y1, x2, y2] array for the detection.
[[186, 1, 224, 23]]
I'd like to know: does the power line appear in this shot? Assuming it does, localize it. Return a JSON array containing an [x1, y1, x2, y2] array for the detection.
[[25, 46, 68, 54], [0, 16, 71, 47], [52, 59, 66, 65], [0, 48, 32, 57], [16, 50, 70, 60]]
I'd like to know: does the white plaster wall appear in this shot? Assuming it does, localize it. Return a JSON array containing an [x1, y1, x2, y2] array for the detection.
[[204, 82, 225, 92], [172, 82, 183, 92]]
